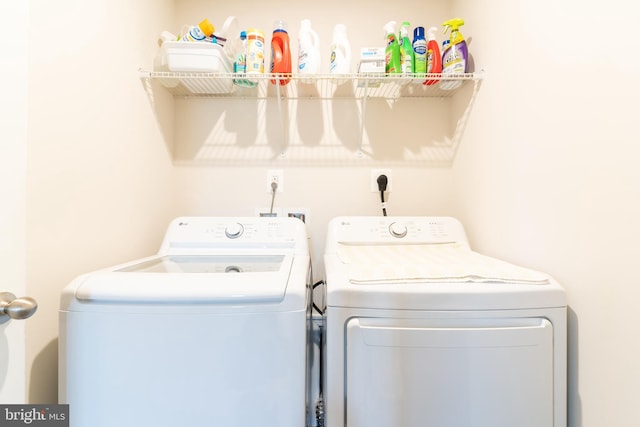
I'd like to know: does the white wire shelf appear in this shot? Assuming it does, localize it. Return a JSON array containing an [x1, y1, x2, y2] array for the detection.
[[139, 70, 482, 100]]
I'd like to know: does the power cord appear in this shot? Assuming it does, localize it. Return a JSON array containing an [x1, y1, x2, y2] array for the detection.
[[377, 174, 388, 216], [269, 181, 278, 215], [312, 280, 325, 315]]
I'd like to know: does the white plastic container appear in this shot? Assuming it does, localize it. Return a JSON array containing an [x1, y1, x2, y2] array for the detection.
[[297, 19, 320, 76], [329, 24, 351, 75], [154, 41, 232, 73]]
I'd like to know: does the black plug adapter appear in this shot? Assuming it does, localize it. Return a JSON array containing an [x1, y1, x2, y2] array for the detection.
[[377, 174, 388, 192]]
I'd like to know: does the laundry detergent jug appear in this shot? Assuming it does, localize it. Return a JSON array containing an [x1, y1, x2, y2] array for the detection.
[[270, 20, 292, 85]]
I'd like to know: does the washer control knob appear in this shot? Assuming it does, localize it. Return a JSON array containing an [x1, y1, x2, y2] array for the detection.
[[225, 223, 244, 239], [389, 222, 408, 238]]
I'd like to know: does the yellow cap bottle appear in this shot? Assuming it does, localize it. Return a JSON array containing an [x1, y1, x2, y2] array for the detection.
[[199, 19, 215, 37]]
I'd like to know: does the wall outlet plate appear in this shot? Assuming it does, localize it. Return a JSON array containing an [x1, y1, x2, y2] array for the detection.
[[267, 169, 284, 193]]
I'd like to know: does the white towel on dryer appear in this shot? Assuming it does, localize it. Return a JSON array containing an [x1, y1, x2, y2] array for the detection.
[[336, 243, 550, 285]]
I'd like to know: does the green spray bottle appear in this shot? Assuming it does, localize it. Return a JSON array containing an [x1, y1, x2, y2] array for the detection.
[[383, 21, 401, 74], [399, 21, 414, 75]]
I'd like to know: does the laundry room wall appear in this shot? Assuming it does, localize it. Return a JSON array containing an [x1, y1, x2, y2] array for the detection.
[[23, 0, 463, 404], [167, 0, 464, 278], [25, 0, 178, 402], [23, 1, 640, 426], [452, 1, 640, 427]]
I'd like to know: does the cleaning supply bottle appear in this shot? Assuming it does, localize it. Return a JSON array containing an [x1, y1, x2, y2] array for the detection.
[[270, 20, 292, 85], [234, 31, 247, 74], [329, 24, 351, 74], [383, 21, 401, 74], [441, 38, 450, 75], [199, 19, 215, 42], [399, 21, 414, 75], [178, 19, 215, 42], [424, 26, 442, 86], [441, 18, 468, 75], [234, 31, 257, 88], [412, 26, 427, 76], [297, 19, 320, 77], [246, 28, 265, 82]]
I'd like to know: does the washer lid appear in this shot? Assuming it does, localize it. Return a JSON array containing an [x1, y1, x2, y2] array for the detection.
[[74, 254, 294, 303]]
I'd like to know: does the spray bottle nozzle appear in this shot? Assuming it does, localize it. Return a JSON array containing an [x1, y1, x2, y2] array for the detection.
[[442, 18, 465, 34], [384, 21, 397, 36]]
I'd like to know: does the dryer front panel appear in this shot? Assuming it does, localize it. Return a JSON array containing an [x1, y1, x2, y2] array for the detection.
[[345, 317, 554, 427]]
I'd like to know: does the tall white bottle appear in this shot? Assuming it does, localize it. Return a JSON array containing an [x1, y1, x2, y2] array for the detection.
[[297, 19, 320, 78], [329, 24, 351, 75]]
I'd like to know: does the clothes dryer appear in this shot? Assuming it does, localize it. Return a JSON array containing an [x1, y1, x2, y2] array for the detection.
[[59, 217, 311, 427], [323, 216, 566, 427]]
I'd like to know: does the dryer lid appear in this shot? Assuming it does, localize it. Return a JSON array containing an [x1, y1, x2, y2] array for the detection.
[[73, 254, 294, 304]]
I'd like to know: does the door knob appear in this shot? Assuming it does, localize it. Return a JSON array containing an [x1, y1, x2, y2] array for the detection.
[[0, 292, 38, 323]]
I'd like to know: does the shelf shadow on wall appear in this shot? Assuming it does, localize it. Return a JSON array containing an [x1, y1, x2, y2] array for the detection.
[[141, 78, 176, 158], [143, 77, 482, 167], [360, 79, 481, 166]]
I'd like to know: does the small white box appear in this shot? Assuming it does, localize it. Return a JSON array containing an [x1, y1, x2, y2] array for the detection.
[[358, 47, 385, 75], [357, 47, 385, 87], [360, 47, 385, 61], [154, 41, 233, 73]]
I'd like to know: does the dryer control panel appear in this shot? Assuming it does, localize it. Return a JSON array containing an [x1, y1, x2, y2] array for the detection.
[[326, 216, 470, 248]]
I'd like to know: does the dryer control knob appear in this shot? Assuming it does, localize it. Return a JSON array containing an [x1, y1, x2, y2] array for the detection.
[[389, 222, 408, 238], [225, 223, 244, 239]]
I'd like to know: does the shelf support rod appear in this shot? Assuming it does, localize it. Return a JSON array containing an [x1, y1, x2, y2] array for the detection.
[[359, 78, 369, 156], [275, 77, 286, 157]]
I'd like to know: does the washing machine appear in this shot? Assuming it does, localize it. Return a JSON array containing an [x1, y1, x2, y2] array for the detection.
[[59, 217, 311, 427], [323, 216, 566, 427]]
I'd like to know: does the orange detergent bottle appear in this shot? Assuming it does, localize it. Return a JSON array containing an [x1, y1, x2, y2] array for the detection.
[[424, 26, 442, 85], [270, 20, 292, 85]]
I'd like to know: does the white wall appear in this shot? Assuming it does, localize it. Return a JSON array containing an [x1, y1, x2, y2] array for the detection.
[[22, 0, 640, 426], [24, 0, 462, 403], [169, 0, 461, 275], [453, 1, 640, 426], [0, 0, 29, 403], [26, 0, 177, 402]]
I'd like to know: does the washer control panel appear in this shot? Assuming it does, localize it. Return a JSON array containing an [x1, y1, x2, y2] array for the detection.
[[159, 217, 306, 252], [328, 216, 469, 246]]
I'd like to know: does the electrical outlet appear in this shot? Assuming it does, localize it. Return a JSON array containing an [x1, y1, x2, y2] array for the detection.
[[267, 169, 284, 193], [371, 169, 392, 192]]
